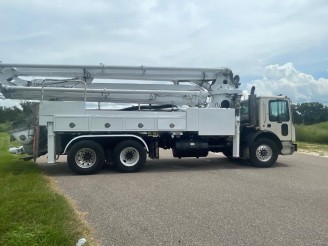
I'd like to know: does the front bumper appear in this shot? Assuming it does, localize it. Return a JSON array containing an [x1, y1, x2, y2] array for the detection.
[[281, 141, 297, 155]]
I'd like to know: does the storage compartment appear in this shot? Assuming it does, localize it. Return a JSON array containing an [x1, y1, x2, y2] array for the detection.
[[158, 118, 186, 130], [125, 118, 155, 130], [91, 117, 123, 130], [54, 116, 89, 131]]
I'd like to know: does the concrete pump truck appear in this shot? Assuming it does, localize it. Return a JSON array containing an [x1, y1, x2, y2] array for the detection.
[[0, 63, 296, 174]]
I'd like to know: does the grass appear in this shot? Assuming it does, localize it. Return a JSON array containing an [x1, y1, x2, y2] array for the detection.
[[296, 142, 328, 157], [0, 122, 10, 132], [295, 121, 328, 145], [0, 132, 93, 246], [295, 121, 328, 156]]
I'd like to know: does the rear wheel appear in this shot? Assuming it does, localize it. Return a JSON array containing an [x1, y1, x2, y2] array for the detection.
[[67, 140, 105, 174], [249, 138, 278, 168], [113, 140, 147, 172]]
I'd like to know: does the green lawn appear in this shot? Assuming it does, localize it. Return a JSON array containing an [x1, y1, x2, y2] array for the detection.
[[0, 132, 94, 246], [295, 121, 328, 144], [295, 122, 328, 156]]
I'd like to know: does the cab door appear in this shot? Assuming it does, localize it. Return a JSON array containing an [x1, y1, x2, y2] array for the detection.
[[261, 99, 292, 141]]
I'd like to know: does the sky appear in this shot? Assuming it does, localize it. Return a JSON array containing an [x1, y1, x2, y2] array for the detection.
[[0, 0, 328, 106]]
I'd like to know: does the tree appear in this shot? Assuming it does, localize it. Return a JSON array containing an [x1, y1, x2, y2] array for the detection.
[[0, 106, 22, 123], [0, 101, 37, 124], [20, 101, 35, 116], [292, 102, 328, 125]]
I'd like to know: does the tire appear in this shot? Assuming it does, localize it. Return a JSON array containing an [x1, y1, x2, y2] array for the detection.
[[113, 140, 147, 172], [249, 138, 278, 168], [67, 140, 105, 174]]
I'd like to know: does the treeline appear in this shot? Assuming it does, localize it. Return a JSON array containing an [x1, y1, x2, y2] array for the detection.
[[0, 102, 34, 126], [0, 106, 23, 123], [291, 102, 328, 125], [0, 101, 35, 132]]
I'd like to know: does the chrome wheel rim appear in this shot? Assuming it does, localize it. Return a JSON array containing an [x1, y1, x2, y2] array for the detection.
[[256, 145, 272, 162], [75, 148, 97, 168], [120, 147, 139, 166]]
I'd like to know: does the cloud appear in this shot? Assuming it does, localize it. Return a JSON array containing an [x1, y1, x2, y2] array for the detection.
[[245, 63, 328, 104], [0, 99, 22, 108], [1, 0, 327, 73], [0, 0, 327, 105]]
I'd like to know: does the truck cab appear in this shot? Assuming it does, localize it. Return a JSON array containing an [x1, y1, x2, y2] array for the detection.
[[240, 94, 297, 167]]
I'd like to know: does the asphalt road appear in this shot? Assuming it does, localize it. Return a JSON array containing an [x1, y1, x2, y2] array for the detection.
[[37, 151, 328, 246]]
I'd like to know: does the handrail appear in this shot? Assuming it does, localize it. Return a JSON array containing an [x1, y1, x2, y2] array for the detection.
[[41, 80, 87, 102]]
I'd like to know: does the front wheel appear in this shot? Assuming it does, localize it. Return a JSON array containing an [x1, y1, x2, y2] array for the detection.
[[249, 139, 278, 168], [67, 140, 105, 174], [113, 140, 147, 172]]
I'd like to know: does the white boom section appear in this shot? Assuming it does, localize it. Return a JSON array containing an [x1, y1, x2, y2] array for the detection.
[[1, 83, 209, 106], [0, 63, 241, 107]]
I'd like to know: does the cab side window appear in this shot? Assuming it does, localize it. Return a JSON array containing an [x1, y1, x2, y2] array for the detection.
[[241, 102, 249, 115], [269, 100, 289, 122]]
